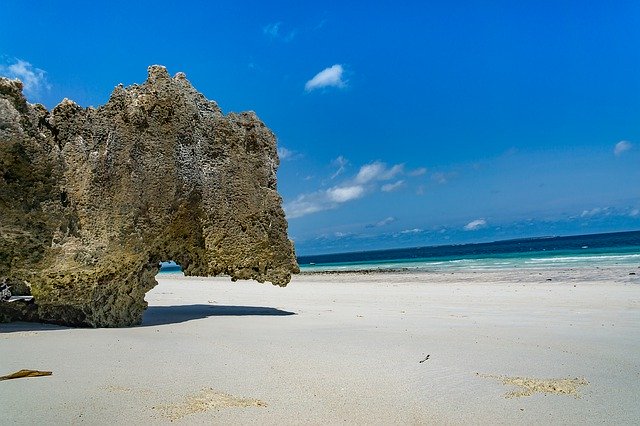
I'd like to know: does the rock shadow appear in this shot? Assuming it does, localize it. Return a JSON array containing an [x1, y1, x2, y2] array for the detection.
[[140, 304, 296, 326], [0, 322, 69, 333]]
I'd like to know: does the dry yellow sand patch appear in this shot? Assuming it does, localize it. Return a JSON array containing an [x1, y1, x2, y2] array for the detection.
[[154, 387, 266, 420], [480, 373, 589, 398]]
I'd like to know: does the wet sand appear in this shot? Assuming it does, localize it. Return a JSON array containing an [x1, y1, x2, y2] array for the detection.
[[1, 266, 639, 424]]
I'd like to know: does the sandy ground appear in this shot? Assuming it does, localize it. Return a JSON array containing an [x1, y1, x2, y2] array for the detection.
[[1, 266, 639, 424]]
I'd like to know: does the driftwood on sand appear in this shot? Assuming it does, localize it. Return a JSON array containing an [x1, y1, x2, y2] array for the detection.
[[0, 370, 53, 381]]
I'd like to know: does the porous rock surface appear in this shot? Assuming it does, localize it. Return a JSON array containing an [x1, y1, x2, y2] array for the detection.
[[0, 66, 298, 327]]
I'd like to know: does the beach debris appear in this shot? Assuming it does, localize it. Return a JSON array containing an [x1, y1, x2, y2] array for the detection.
[[478, 373, 588, 398], [419, 355, 430, 363], [154, 387, 266, 420], [0, 369, 52, 381], [0, 282, 10, 301], [9, 297, 35, 303]]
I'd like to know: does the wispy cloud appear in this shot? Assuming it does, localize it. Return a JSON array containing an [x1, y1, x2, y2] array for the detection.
[[277, 146, 296, 161], [614, 140, 632, 156], [366, 216, 396, 228], [409, 167, 427, 177], [284, 195, 325, 218], [331, 155, 348, 179], [285, 160, 404, 219], [464, 219, 487, 231], [326, 185, 364, 202], [400, 228, 423, 234], [314, 18, 328, 30], [263, 22, 295, 42], [263, 22, 281, 37], [305, 64, 346, 92], [285, 183, 365, 219], [566, 206, 639, 221], [381, 180, 404, 192], [0, 59, 51, 100], [580, 207, 611, 218], [432, 171, 456, 184], [356, 162, 403, 184]]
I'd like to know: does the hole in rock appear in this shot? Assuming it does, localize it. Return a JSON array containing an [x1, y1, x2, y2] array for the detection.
[[157, 260, 184, 276]]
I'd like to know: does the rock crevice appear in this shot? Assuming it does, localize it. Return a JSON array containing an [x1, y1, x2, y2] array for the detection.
[[0, 65, 298, 327]]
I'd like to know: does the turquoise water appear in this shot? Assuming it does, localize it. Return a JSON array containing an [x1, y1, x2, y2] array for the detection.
[[298, 231, 640, 272], [299, 250, 640, 272]]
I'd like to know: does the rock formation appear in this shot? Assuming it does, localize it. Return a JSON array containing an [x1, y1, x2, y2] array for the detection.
[[0, 66, 298, 327]]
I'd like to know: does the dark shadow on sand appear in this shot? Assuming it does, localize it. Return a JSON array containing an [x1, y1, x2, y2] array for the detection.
[[0, 322, 69, 333], [140, 304, 296, 326], [0, 305, 296, 331]]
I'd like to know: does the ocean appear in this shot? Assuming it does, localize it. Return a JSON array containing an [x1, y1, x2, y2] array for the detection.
[[296, 230, 640, 272]]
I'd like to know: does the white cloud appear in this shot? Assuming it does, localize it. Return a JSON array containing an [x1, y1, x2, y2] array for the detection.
[[409, 167, 427, 177], [464, 219, 487, 231], [326, 185, 364, 202], [381, 180, 404, 192], [331, 155, 348, 179], [305, 64, 346, 92], [581, 208, 600, 217], [284, 194, 321, 218], [382, 164, 404, 180], [580, 207, 611, 218], [630, 208, 639, 217], [356, 162, 384, 183], [285, 184, 364, 219], [377, 217, 396, 226], [366, 216, 396, 228], [614, 140, 632, 156], [355, 161, 403, 184], [400, 228, 423, 234], [277, 146, 295, 160], [285, 160, 404, 219], [0, 59, 50, 99]]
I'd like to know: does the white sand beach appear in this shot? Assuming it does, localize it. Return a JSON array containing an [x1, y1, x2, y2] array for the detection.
[[1, 266, 639, 424]]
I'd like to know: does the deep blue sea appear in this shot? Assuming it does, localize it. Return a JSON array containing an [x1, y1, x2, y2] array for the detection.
[[296, 230, 640, 272]]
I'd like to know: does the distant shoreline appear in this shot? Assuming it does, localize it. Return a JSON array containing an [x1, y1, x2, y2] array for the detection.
[[298, 264, 640, 275]]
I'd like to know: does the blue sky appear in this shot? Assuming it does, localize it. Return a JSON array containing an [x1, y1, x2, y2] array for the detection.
[[1, 0, 639, 255]]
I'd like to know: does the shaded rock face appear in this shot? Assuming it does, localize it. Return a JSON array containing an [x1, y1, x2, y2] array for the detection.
[[0, 66, 298, 327]]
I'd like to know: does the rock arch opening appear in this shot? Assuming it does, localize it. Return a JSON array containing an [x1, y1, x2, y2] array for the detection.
[[158, 261, 184, 275]]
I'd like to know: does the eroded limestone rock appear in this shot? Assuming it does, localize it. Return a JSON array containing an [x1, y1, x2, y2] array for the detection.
[[0, 66, 298, 327]]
